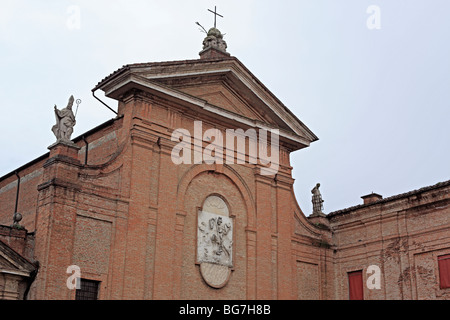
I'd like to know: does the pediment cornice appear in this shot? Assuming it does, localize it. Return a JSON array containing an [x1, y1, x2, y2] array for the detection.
[[0, 240, 35, 277], [94, 57, 318, 150]]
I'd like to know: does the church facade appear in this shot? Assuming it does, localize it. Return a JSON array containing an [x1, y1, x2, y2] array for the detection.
[[0, 28, 449, 300]]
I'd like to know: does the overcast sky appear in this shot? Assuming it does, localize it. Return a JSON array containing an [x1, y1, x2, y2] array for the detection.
[[1, 0, 449, 215]]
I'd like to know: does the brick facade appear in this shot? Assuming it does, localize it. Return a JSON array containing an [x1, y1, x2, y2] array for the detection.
[[0, 49, 448, 300]]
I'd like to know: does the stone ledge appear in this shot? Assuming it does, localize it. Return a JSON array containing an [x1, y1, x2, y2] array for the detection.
[[43, 155, 81, 168], [0, 225, 28, 239], [37, 178, 81, 192]]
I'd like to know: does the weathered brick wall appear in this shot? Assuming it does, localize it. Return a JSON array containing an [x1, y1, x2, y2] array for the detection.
[[0, 225, 34, 261], [76, 117, 123, 166], [0, 117, 122, 229], [329, 182, 450, 300], [0, 160, 45, 230]]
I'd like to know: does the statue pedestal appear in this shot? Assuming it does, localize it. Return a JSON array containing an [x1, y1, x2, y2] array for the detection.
[[308, 213, 330, 230], [43, 140, 81, 183], [48, 140, 80, 159]]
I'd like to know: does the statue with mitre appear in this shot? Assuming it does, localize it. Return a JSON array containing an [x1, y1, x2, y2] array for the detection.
[[51, 95, 76, 142]]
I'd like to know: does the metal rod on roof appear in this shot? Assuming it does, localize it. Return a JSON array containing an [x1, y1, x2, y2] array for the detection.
[[92, 89, 118, 115], [14, 171, 20, 214]]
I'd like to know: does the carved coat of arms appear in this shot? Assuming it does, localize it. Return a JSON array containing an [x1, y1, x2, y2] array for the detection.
[[197, 195, 233, 288]]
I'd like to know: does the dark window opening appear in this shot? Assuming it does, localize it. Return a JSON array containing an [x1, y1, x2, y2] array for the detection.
[[75, 279, 100, 300]]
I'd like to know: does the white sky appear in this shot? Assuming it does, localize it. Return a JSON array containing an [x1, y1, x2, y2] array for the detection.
[[1, 0, 449, 215]]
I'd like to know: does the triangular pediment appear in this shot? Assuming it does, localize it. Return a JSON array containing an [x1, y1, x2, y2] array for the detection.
[[173, 83, 271, 125], [0, 255, 16, 269], [94, 56, 318, 150], [197, 90, 249, 116], [0, 240, 35, 276]]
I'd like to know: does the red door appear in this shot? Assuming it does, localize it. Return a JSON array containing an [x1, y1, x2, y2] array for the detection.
[[438, 254, 450, 289], [348, 270, 364, 300]]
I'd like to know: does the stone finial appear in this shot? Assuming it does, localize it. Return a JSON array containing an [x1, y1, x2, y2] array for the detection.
[[12, 212, 23, 229], [202, 27, 227, 52], [311, 183, 326, 217], [199, 27, 230, 59], [51, 95, 77, 143]]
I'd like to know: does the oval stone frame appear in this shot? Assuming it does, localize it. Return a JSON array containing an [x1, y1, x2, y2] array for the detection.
[[196, 195, 234, 289]]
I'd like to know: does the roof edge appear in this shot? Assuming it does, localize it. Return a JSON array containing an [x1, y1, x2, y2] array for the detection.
[[327, 179, 450, 218], [94, 56, 318, 144]]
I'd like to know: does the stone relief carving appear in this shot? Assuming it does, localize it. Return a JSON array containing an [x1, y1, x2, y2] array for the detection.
[[197, 195, 233, 288], [198, 211, 233, 267]]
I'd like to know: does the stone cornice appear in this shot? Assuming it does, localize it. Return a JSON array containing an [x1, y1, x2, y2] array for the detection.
[[100, 72, 313, 150], [94, 57, 318, 150]]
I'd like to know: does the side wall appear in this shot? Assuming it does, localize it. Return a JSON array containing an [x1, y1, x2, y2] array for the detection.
[[330, 183, 450, 300], [0, 159, 46, 230], [0, 118, 122, 231]]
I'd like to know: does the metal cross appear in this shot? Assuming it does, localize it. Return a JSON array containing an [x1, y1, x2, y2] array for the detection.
[[208, 6, 223, 28]]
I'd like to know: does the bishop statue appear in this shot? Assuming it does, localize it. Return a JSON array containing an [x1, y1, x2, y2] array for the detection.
[[51, 95, 76, 143]]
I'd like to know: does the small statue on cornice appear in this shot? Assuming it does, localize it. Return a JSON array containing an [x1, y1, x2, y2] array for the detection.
[[311, 183, 325, 217], [51, 95, 77, 143]]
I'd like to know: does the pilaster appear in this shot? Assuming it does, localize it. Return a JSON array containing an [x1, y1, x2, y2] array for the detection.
[[34, 142, 81, 299], [122, 131, 159, 299], [254, 169, 275, 299], [152, 137, 179, 299], [274, 173, 296, 299]]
